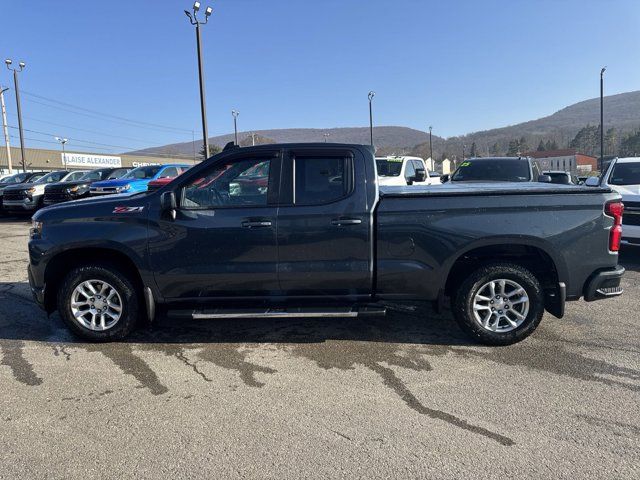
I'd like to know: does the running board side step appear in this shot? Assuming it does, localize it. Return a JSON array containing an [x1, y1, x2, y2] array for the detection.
[[168, 305, 387, 320]]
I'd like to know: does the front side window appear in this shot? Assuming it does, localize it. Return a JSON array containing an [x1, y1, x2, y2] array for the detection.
[[404, 161, 416, 181], [182, 158, 271, 209], [294, 156, 350, 205], [610, 162, 640, 186]]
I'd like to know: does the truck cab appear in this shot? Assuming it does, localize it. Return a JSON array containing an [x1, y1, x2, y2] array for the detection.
[[375, 156, 432, 186]]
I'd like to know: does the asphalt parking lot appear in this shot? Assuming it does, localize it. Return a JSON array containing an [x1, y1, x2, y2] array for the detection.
[[0, 217, 638, 479]]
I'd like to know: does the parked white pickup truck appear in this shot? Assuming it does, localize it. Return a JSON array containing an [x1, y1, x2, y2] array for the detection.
[[375, 156, 435, 186], [591, 157, 640, 246]]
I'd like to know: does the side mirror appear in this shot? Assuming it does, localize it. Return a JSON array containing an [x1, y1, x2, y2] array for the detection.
[[538, 175, 552, 183], [585, 177, 600, 187], [160, 191, 177, 220], [440, 174, 450, 183], [414, 168, 427, 182]]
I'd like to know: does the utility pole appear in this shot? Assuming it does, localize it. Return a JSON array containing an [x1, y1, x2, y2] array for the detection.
[[251, 132, 256, 146], [185, 2, 213, 159], [0, 87, 12, 174], [428, 126, 433, 163], [5, 59, 26, 172], [600, 67, 606, 172], [232, 110, 239, 145], [55, 137, 68, 169], [368, 91, 375, 147]]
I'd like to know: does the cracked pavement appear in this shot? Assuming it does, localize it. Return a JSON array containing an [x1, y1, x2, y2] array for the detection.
[[0, 218, 638, 478]]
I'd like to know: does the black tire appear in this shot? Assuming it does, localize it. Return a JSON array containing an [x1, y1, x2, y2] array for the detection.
[[452, 263, 544, 346], [57, 265, 139, 342]]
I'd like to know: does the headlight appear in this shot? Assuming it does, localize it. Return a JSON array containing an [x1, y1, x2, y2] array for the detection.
[[27, 187, 36, 193], [115, 184, 130, 193], [67, 184, 88, 194], [30, 220, 43, 239]]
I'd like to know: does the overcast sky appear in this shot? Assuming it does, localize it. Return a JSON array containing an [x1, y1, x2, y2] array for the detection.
[[2, 0, 639, 153]]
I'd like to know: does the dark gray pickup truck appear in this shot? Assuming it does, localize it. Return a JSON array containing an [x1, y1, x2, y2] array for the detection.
[[29, 143, 625, 345]]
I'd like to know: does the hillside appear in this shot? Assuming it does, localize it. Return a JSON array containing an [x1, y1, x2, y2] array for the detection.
[[132, 126, 432, 157], [131, 90, 640, 160]]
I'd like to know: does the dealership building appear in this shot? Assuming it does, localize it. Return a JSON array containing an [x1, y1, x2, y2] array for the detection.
[[525, 149, 598, 175], [0, 146, 197, 176]]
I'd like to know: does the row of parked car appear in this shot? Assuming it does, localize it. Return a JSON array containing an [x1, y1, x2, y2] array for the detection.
[[376, 155, 589, 186], [0, 164, 190, 214]]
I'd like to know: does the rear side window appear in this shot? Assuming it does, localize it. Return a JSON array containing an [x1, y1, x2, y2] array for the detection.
[[107, 169, 130, 179], [294, 156, 352, 205], [160, 167, 179, 178]]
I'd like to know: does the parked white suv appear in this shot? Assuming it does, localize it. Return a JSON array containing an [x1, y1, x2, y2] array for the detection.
[[375, 156, 434, 186], [594, 157, 640, 246]]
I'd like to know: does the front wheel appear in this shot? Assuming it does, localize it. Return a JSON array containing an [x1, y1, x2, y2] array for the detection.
[[452, 263, 544, 346], [57, 265, 139, 341]]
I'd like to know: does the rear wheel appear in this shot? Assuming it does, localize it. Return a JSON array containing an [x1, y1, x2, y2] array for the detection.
[[452, 263, 544, 345], [57, 265, 139, 341]]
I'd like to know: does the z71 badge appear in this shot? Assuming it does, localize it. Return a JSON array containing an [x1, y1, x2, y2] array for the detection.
[[113, 206, 145, 214]]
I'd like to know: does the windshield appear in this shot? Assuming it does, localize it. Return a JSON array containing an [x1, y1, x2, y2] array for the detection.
[[376, 158, 403, 177], [3, 172, 30, 183], [35, 171, 68, 184], [123, 166, 162, 180], [79, 169, 108, 181], [452, 159, 531, 182], [609, 162, 640, 186], [1, 174, 19, 184]]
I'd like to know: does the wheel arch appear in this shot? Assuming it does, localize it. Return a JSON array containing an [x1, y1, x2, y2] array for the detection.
[[43, 246, 145, 313]]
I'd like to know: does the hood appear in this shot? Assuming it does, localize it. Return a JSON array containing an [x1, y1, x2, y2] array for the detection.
[[46, 180, 93, 190], [34, 190, 148, 220], [91, 178, 151, 188], [377, 176, 403, 186], [610, 184, 640, 197], [2, 182, 34, 192]]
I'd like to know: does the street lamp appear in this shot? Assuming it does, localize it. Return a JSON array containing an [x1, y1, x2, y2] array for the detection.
[[428, 126, 433, 163], [55, 137, 68, 169], [185, 2, 214, 158], [600, 67, 606, 172], [5, 59, 27, 172], [368, 91, 375, 147], [323, 133, 330, 143], [232, 110, 239, 145]]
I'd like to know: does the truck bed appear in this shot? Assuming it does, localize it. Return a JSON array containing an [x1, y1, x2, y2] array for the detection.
[[379, 182, 612, 197]]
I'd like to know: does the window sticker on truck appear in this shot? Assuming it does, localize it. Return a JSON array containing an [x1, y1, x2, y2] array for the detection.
[[460, 161, 471, 167], [113, 206, 145, 214]]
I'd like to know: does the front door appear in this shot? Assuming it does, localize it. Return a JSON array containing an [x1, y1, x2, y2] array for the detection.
[[276, 147, 373, 297], [148, 150, 281, 299]]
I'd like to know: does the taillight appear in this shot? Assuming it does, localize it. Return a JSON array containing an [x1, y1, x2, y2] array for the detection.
[[605, 201, 624, 252]]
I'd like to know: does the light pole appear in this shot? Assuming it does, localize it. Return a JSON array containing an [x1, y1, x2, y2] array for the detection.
[[323, 133, 330, 143], [0, 86, 12, 174], [232, 110, 239, 145], [428, 126, 433, 162], [55, 137, 68, 169], [5, 59, 27, 172], [185, 2, 213, 158], [600, 67, 606, 172], [368, 91, 375, 147]]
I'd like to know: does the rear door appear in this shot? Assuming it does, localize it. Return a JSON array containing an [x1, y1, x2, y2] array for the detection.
[[276, 147, 372, 297]]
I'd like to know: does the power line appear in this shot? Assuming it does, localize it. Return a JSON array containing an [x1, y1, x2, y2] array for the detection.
[[6, 124, 188, 157], [7, 133, 192, 159], [20, 89, 193, 133], [7, 111, 193, 146]]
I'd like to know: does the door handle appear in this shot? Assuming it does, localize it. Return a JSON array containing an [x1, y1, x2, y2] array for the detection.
[[331, 217, 362, 226], [242, 219, 272, 228]]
